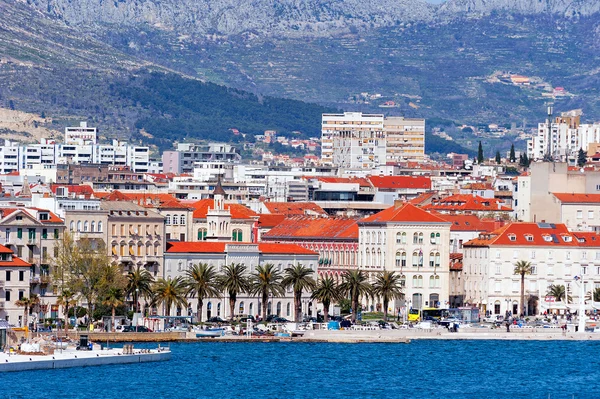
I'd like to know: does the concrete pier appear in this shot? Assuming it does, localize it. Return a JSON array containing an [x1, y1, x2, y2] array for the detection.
[[0, 347, 171, 372]]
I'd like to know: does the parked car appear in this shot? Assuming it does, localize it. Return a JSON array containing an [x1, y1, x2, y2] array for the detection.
[[207, 317, 226, 323], [483, 315, 504, 324], [122, 325, 153, 332], [438, 317, 461, 327], [166, 324, 191, 332]]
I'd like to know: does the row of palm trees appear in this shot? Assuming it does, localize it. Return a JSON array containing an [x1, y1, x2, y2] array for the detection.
[[126, 263, 405, 323]]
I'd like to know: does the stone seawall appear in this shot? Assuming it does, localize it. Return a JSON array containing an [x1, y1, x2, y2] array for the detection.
[[88, 332, 186, 342]]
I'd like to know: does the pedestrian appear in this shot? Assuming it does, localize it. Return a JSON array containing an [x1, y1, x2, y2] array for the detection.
[[505, 319, 510, 332]]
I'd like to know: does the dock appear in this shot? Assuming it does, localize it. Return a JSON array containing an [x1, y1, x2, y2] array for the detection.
[[0, 347, 171, 372]]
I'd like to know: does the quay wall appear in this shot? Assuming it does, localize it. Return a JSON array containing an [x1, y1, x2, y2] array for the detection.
[[87, 332, 185, 342]]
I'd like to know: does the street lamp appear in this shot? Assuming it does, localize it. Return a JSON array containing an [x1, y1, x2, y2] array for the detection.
[[135, 288, 139, 332]]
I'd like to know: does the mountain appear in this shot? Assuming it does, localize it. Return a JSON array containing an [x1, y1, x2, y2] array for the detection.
[[3, 0, 600, 157]]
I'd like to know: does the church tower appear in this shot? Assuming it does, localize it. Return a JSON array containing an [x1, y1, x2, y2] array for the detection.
[[206, 175, 232, 241]]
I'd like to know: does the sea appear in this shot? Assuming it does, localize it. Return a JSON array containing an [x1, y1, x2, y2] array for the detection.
[[1, 340, 599, 399]]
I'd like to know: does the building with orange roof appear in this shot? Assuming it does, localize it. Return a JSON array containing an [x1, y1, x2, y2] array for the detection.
[[256, 214, 286, 240], [0, 244, 32, 325], [164, 241, 318, 321], [358, 202, 451, 313], [449, 253, 464, 307], [462, 222, 600, 318], [368, 175, 431, 204], [262, 217, 359, 277], [438, 213, 503, 253], [423, 194, 512, 217], [547, 193, 600, 232], [261, 202, 327, 217]]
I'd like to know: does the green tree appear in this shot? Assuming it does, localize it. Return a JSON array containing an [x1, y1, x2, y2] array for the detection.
[[102, 288, 125, 332], [509, 144, 516, 162], [477, 141, 484, 164], [514, 260, 533, 316], [126, 265, 155, 315], [339, 270, 372, 322], [185, 263, 221, 323], [282, 264, 316, 322], [56, 290, 76, 337], [372, 271, 404, 321], [495, 150, 501, 164], [249, 263, 284, 322], [151, 277, 188, 317], [218, 263, 251, 321], [311, 276, 342, 322], [577, 148, 587, 167], [15, 295, 39, 330], [519, 153, 530, 168], [547, 284, 571, 303], [588, 288, 600, 302]]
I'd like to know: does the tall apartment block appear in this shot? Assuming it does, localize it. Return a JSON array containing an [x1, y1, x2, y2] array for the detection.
[[321, 112, 425, 168]]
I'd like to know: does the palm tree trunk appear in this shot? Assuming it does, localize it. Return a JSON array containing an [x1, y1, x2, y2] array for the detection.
[[64, 305, 69, 338], [323, 300, 330, 323], [111, 306, 116, 332], [229, 296, 236, 321], [352, 294, 359, 323], [23, 305, 28, 330], [197, 298, 203, 323], [295, 291, 302, 322], [87, 303, 94, 328], [262, 291, 268, 322], [520, 273, 525, 317], [383, 298, 389, 322]]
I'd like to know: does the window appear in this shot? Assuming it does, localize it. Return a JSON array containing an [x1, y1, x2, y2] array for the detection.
[[401, 252, 406, 268], [5, 271, 11, 281], [412, 251, 419, 268], [42, 229, 48, 239], [84, 221, 89, 232], [429, 252, 435, 267], [418, 233, 423, 244], [582, 251, 588, 260], [435, 232, 441, 244], [417, 275, 423, 288], [198, 228, 207, 240], [508, 234, 516, 241], [429, 275, 436, 288], [589, 210, 594, 219], [525, 235, 533, 242], [17, 228, 22, 239], [395, 252, 402, 268], [91, 222, 96, 232], [166, 215, 171, 225], [430, 233, 436, 244], [566, 251, 571, 260], [531, 250, 536, 259], [435, 252, 441, 268], [232, 229, 243, 242], [413, 232, 419, 244], [5, 291, 10, 301], [19, 271, 24, 281], [495, 264, 501, 274], [548, 265, 554, 275], [530, 265, 537, 275], [495, 281, 501, 292], [18, 291, 24, 300], [577, 210, 583, 219], [583, 266, 588, 275], [513, 250, 518, 259], [180, 215, 186, 225], [412, 275, 418, 287], [77, 221, 82, 232], [396, 232, 402, 244], [495, 250, 500, 259]]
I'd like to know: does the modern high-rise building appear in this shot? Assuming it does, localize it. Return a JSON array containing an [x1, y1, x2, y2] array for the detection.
[[321, 112, 425, 168]]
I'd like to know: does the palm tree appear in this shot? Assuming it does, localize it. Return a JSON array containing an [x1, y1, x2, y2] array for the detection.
[[102, 288, 124, 332], [372, 271, 404, 321], [250, 264, 284, 321], [310, 276, 341, 322], [15, 294, 40, 330], [218, 263, 251, 321], [514, 260, 533, 316], [56, 290, 76, 337], [339, 270, 372, 322], [589, 288, 600, 302], [151, 277, 188, 318], [547, 284, 571, 303], [126, 265, 154, 315], [186, 263, 221, 323], [282, 264, 316, 322]]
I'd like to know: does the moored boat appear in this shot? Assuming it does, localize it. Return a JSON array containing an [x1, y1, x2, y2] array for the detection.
[[195, 328, 224, 338]]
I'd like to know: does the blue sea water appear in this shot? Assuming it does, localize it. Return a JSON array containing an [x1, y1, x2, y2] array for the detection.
[[1, 340, 599, 399]]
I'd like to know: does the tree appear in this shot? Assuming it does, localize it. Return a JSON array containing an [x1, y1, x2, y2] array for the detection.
[[249, 264, 284, 322], [311, 276, 342, 322], [185, 263, 220, 323], [15, 295, 39, 330], [519, 153, 530, 168], [56, 290, 76, 337], [577, 148, 587, 167], [372, 271, 404, 321], [339, 270, 372, 322], [588, 287, 600, 302], [218, 263, 250, 321], [102, 288, 125, 332], [547, 284, 571, 303], [514, 260, 533, 316], [509, 144, 516, 162], [126, 265, 155, 316], [495, 150, 501, 164], [477, 141, 484, 164], [151, 277, 188, 318], [282, 264, 316, 322]]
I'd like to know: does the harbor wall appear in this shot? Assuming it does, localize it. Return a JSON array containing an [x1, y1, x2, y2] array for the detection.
[[87, 332, 185, 342]]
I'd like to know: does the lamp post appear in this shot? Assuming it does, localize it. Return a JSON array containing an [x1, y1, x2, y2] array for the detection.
[[135, 288, 139, 332], [577, 272, 586, 333]]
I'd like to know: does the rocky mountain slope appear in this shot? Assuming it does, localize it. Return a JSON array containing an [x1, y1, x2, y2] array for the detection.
[[27, 0, 600, 37]]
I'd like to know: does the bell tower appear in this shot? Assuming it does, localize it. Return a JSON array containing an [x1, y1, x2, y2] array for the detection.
[[206, 174, 231, 241]]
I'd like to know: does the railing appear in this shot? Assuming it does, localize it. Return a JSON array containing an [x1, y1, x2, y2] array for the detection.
[[27, 238, 37, 245], [40, 275, 52, 284]]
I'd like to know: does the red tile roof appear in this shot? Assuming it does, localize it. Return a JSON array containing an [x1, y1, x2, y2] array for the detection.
[[368, 176, 431, 190], [572, 232, 600, 247], [157, 200, 191, 210], [463, 222, 584, 247], [552, 193, 600, 204], [258, 214, 286, 228], [190, 199, 258, 220], [165, 241, 317, 255], [315, 177, 372, 188], [423, 194, 512, 212], [437, 214, 502, 232], [0, 244, 30, 267], [0, 245, 13, 254], [0, 208, 62, 224], [263, 217, 359, 241], [263, 202, 327, 217], [360, 203, 449, 224], [50, 184, 95, 198], [409, 192, 437, 206]]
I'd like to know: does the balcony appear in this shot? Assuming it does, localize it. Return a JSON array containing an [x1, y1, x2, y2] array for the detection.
[[31, 277, 40, 285], [40, 275, 51, 285], [27, 238, 37, 246]]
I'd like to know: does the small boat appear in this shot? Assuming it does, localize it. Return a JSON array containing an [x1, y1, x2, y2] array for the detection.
[[195, 328, 224, 338]]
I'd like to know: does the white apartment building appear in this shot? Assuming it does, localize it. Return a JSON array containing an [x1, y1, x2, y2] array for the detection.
[[358, 203, 451, 312], [65, 121, 97, 145], [321, 112, 425, 168], [463, 222, 600, 317], [527, 109, 600, 162]]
